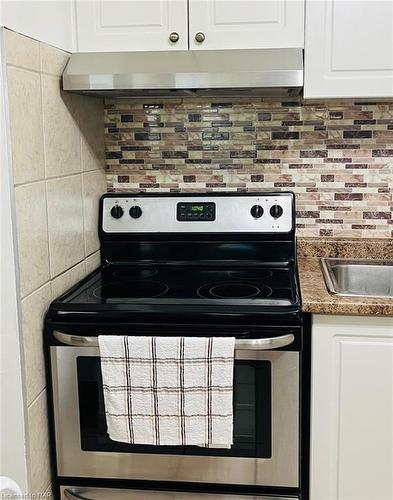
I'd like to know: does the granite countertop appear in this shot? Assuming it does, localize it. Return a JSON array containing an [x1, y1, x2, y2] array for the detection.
[[297, 238, 393, 317]]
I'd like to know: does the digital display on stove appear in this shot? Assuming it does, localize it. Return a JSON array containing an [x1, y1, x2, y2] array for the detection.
[[177, 202, 216, 221]]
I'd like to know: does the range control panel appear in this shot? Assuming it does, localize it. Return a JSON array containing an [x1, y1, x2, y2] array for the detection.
[[102, 194, 294, 233], [177, 202, 216, 222]]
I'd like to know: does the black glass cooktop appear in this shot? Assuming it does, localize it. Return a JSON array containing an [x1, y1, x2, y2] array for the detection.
[[61, 264, 296, 307]]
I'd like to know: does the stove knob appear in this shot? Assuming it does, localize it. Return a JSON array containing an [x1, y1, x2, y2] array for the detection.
[[110, 205, 124, 219], [250, 205, 264, 219], [270, 204, 283, 219], [129, 205, 142, 219]]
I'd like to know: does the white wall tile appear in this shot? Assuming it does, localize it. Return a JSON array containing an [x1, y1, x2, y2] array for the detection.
[[27, 390, 51, 495], [40, 42, 70, 77], [85, 251, 101, 274], [51, 261, 86, 299], [21, 284, 51, 405], [42, 74, 81, 178], [7, 67, 44, 185], [44, 482, 53, 498], [6, 31, 108, 495], [46, 175, 85, 277], [4, 29, 40, 71], [82, 170, 106, 256], [77, 95, 105, 172], [15, 182, 50, 297]]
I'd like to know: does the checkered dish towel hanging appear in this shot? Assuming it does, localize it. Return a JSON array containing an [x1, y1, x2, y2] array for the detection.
[[98, 336, 236, 448]]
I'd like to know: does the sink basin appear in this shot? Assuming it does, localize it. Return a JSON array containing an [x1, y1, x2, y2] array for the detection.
[[320, 258, 393, 298]]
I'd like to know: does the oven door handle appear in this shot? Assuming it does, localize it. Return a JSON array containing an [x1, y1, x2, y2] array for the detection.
[[53, 330, 295, 351], [64, 490, 91, 500], [235, 333, 295, 350], [64, 488, 297, 499]]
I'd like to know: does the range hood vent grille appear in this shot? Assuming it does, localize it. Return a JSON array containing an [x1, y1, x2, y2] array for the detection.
[[62, 48, 303, 98]]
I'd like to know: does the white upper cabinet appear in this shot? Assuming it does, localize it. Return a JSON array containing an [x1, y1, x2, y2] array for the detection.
[[188, 0, 304, 50], [305, 0, 393, 98], [75, 0, 305, 52], [2, 0, 76, 51], [76, 0, 188, 52]]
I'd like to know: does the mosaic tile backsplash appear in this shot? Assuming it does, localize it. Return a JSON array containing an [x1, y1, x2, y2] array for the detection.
[[105, 98, 393, 238]]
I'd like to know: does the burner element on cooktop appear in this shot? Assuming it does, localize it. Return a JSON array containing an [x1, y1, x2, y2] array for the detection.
[[93, 280, 168, 299], [197, 281, 273, 300]]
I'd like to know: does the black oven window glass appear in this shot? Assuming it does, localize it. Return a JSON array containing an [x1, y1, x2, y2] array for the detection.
[[77, 357, 271, 458]]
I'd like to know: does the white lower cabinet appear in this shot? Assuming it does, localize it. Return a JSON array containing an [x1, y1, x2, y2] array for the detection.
[[310, 315, 393, 500]]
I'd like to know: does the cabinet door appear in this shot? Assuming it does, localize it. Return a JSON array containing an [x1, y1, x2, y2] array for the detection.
[[76, 0, 188, 52], [305, 0, 393, 98], [311, 315, 393, 500], [188, 0, 304, 50]]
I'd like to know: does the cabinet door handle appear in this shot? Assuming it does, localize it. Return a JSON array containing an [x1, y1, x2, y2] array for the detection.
[[194, 32, 206, 43], [169, 32, 180, 43]]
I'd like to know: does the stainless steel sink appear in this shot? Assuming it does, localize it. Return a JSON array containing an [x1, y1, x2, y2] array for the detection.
[[320, 258, 393, 298]]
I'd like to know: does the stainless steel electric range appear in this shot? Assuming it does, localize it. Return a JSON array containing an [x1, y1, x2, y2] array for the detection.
[[45, 192, 310, 500]]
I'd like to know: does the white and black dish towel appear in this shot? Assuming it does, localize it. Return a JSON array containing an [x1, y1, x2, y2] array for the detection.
[[98, 336, 235, 448]]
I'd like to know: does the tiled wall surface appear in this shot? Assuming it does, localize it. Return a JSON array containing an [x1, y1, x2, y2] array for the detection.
[[4, 29, 105, 496], [105, 98, 393, 238]]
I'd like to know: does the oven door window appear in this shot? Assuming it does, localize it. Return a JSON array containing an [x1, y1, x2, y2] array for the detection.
[[77, 357, 271, 458]]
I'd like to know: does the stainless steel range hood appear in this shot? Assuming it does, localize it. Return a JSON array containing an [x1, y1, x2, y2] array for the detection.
[[62, 48, 303, 98]]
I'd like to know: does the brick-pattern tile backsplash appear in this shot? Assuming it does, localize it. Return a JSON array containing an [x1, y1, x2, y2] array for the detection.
[[105, 98, 393, 238]]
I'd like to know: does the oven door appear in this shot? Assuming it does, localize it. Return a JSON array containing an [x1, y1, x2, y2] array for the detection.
[[50, 333, 299, 487]]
